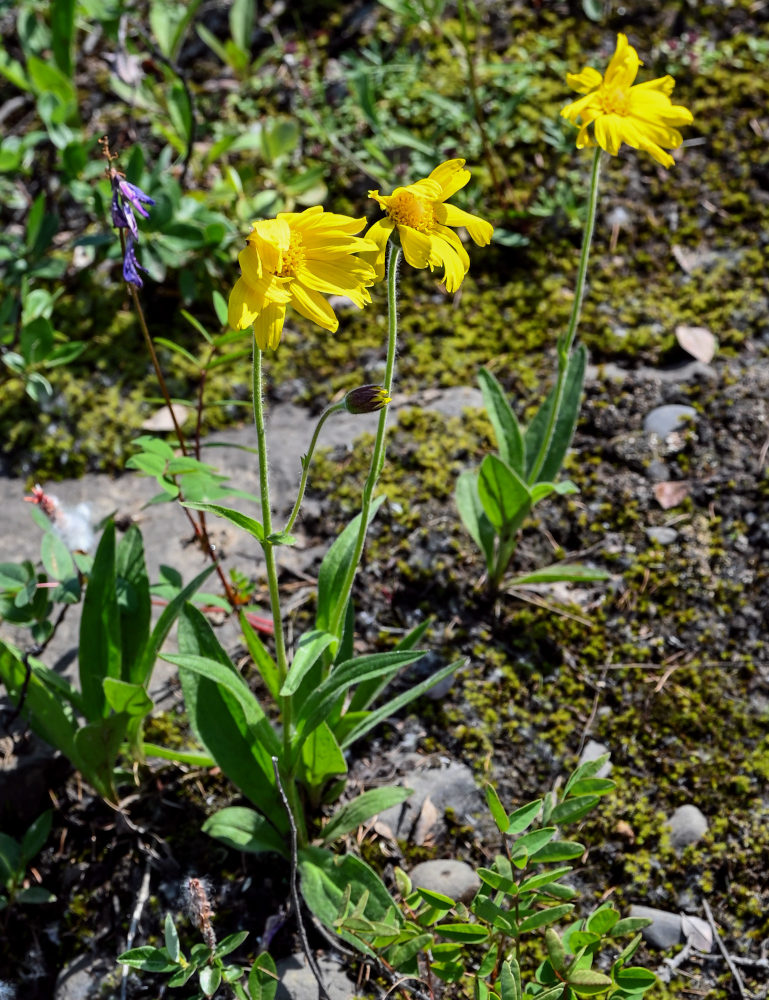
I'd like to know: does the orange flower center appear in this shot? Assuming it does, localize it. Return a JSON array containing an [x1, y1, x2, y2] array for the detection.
[[386, 190, 436, 232], [599, 84, 630, 116], [276, 231, 306, 277]]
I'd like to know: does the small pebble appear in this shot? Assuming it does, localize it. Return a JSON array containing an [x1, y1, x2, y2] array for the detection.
[[667, 804, 708, 848], [643, 404, 697, 438], [646, 526, 678, 546]]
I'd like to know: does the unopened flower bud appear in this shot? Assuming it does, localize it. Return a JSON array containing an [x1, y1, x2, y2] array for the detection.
[[344, 385, 390, 414]]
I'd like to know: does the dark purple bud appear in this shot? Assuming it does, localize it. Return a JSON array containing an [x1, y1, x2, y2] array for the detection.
[[344, 385, 391, 414], [123, 235, 146, 288], [118, 179, 155, 219]]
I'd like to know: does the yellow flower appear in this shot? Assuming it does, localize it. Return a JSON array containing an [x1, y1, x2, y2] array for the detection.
[[366, 159, 493, 292], [228, 206, 377, 350], [561, 33, 693, 168]]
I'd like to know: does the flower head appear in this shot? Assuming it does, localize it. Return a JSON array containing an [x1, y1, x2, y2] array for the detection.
[[344, 384, 391, 414], [228, 206, 378, 351], [365, 159, 493, 292], [561, 33, 693, 168]]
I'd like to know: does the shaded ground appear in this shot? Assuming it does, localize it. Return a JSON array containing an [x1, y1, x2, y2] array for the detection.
[[2, 1, 769, 998]]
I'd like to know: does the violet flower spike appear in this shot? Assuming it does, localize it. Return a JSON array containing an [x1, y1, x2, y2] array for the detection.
[[123, 234, 146, 288], [118, 179, 155, 219]]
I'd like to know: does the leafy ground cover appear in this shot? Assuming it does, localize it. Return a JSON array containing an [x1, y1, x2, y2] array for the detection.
[[1, 0, 768, 998]]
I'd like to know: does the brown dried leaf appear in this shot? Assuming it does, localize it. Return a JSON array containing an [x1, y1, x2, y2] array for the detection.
[[654, 481, 690, 510]]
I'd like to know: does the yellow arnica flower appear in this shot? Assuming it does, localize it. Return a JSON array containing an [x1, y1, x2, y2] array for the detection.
[[366, 159, 493, 292], [561, 33, 693, 168], [228, 206, 378, 350]]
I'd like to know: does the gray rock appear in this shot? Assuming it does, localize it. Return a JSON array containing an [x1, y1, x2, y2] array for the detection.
[[579, 740, 612, 778], [275, 952, 353, 1000], [55, 954, 115, 1000], [667, 804, 708, 848], [645, 526, 678, 546], [629, 905, 682, 950], [377, 758, 483, 844], [643, 404, 697, 438], [410, 859, 480, 904]]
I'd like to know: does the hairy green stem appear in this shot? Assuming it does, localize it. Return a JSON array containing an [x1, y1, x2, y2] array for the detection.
[[528, 147, 602, 484], [328, 243, 401, 644], [283, 403, 345, 536], [252, 348, 291, 735]]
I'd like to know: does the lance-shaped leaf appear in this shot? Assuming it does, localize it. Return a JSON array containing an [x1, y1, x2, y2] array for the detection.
[[478, 368, 525, 472], [478, 455, 530, 534]]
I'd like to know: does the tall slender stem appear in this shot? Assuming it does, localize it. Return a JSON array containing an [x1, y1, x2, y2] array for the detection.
[[124, 241, 237, 607], [328, 243, 401, 642], [528, 147, 602, 484], [252, 348, 291, 738], [283, 403, 344, 536]]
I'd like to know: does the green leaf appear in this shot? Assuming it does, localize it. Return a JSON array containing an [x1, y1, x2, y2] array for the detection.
[[586, 905, 619, 935], [164, 912, 181, 962], [280, 629, 335, 696], [248, 952, 278, 1000], [517, 866, 573, 893], [79, 521, 121, 720], [485, 784, 509, 834], [435, 923, 489, 943], [182, 501, 264, 541], [240, 610, 279, 699], [50, 0, 75, 76], [199, 964, 222, 996], [549, 795, 600, 826], [509, 564, 608, 586], [0, 640, 82, 768], [16, 885, 56, 904], [416, 887, 456, 909], [510, 827, 556, 861], [322, 787, 414, 845], [229, 0, 254, 53], [73, 714, 129, 801], [291, 649, 423, 753], [478, 454, 531, 533], [21, 810, 52, 863], [529, 840, 585, 863], [174, 606, 285, 829], [456, 470, 495, 571], [115, 524, 151, 684], [566, 969, 613, 995], [610, 917, 653, 937], [298, 846, 399, 954], [545, 928, 566, 974], [103, 678, 153, 717], [517, 903, 574, 933], [478, 368, 525, 472], [215, 930, 249, 958], [40, 531, 75, 582], [135, 564, 215, 685], [167, 80, 192, 146], [299, 721, 347, 789], [339, 657, 463, 750], [20, 316, 54, 364], [476, 868, 517, 894], [505, 799, 543, 835], [500, 959, 522, 1000], [613, 967, 656, 991], [525, 344, 586, 484], [203, 805, 287, 857], [315, 496, 385, 633], [569, 777, 614, 797]]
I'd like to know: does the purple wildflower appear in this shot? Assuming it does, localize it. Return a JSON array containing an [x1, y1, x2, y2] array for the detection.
[[123, 235, 146, 288], [118, 178, 155, 219]]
